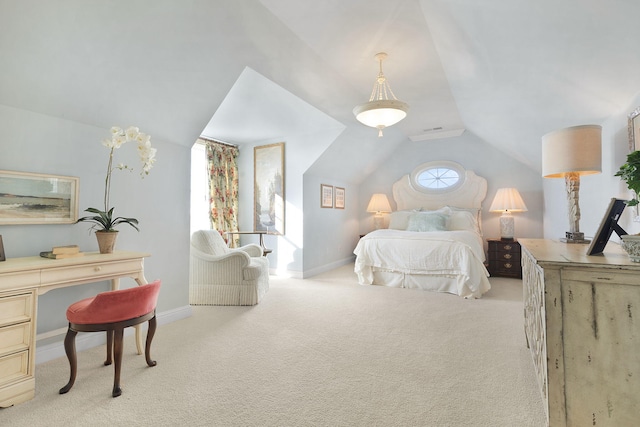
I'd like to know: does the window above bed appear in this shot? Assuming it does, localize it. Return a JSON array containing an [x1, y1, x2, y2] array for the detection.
[[411, 161, 465, 193]]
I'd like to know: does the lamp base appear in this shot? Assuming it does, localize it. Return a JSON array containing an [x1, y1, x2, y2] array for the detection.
[[499, 212, 515, 240], [373, 215, 384, 230], [560, 231, 590, 244]]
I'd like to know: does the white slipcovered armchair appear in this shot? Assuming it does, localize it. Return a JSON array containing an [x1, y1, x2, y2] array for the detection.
[[189, 230, 269, 305]]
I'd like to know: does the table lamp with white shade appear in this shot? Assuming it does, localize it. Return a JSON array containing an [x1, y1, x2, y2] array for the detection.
[[489, 187, 528, 240], [542, 124, 602, 243], [366, 193, 392, 229]]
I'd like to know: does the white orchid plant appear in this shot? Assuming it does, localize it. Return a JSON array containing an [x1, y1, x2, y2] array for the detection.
[[77, 126, 157, 232]]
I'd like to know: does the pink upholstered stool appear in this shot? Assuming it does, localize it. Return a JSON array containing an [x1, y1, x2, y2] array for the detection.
[[59, 280, 161, 397]]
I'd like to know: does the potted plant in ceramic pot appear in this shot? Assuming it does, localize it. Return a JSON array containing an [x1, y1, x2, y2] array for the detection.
[[77, 126, 156, 253], [615, 150, 640, 261]]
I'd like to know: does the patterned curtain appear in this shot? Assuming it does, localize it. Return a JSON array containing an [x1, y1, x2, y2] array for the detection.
[[202, 139, 239, 247]]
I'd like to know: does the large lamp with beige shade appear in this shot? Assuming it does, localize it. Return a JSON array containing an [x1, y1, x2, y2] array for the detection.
[[366, 193, 392, 229], [542, 124, 602, 243]]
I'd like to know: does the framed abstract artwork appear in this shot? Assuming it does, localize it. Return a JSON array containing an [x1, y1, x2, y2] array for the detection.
[[321, 184, 333, 208], [335, 187, 345, 209], [254, 143, 285, 235], [628, 106, 640, 152], [0, 170, 79, 225]]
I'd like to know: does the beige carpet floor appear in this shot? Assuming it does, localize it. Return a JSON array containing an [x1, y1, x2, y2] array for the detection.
[[1, 264, 546, 426]]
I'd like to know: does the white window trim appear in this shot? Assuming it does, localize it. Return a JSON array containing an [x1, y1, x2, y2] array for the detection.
[[410, 160, 466, 194]]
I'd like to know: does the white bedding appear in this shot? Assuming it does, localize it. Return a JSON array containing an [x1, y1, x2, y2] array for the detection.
[[353, 229, 491, 298]]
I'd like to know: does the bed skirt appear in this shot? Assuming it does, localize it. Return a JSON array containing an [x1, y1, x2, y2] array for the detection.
[[356, 265, 491, 299]]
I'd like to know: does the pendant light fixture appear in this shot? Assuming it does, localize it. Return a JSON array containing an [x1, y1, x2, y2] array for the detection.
[[353, 52, 409, 137]]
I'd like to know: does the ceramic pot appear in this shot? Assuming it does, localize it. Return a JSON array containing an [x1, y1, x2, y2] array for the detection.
[[95, 231, 118, 254], [621, 234, 640, 262]]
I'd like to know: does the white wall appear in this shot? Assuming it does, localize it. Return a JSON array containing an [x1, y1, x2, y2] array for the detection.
[[235, 127, 344, 277], [544, 96, 640, 241], [0, 104, 191, 336], [295, 129, 544, 278], [302, 173, 359, 276], [300, 126, 400, 277], [357, 131, 544, 241]]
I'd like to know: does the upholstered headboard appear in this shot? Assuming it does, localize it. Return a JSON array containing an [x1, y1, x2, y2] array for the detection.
[[392, 162, 487, 211]]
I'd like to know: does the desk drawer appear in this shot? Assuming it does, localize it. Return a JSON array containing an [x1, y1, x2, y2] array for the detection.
[[0, 271, 40, 292], [0, 350, 29, 387], [0, 323, 31, 357], [0, 292, 33, 328], [41, 259, 143, 286]]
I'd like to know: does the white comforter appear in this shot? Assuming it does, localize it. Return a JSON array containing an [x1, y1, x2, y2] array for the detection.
[[353, 229, 491, 298]]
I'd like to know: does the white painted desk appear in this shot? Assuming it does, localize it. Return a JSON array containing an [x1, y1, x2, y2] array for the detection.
[[0, 251, 149, 407]]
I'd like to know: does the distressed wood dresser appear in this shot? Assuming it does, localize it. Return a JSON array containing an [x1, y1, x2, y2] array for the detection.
[[519, 239, 640, 427]]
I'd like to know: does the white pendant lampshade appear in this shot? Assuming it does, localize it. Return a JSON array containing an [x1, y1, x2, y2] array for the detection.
[[489, 188, 528, 240], [353, 52, 409, 137], [366, 193, 392, 229], [542, 124, 602, 243]]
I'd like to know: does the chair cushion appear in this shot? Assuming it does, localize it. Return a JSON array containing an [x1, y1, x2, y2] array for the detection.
[[191, 230, 229, 256], [66, 280, 161, 325]]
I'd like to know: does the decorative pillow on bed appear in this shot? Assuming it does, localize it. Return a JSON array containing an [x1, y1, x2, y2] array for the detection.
[[388, 210, 415, 230], [406, 212, 448, 232], [446, 206, 481, 234]]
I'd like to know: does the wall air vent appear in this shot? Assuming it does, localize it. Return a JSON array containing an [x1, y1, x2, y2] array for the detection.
[[409, 127, 465, 142]]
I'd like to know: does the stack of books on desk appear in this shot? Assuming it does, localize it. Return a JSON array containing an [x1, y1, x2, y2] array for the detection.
[[40, 245, 84, 259]]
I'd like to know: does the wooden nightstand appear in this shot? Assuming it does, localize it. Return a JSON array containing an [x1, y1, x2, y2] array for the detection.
[[487, 239, 522, 278]]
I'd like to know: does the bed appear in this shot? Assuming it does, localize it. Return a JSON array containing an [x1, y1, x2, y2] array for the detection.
[[354, 162, 491, 298]]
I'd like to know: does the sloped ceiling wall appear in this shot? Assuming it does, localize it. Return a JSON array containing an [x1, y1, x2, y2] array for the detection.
[[420, 0, 640, 169], [3, 0, 640, 182]]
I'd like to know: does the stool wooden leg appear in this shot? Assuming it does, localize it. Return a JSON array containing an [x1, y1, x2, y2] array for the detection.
[[145, 316, 157, 367], [105, 329, 114, 366], [135, 324, 143, 355], [59, 328, 78, 394], [112, 328, 124, 397]]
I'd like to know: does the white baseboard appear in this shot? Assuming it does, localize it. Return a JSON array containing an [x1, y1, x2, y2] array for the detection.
[[35, 305, 193, 365], [302, 255, 355, 278], [275, 269, 303, 279]]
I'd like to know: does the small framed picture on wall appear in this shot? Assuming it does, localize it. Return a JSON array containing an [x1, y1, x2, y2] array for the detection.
[[321, 184, 333, 208], [629, 106, 640, 152], [335, 187, 345, 209]]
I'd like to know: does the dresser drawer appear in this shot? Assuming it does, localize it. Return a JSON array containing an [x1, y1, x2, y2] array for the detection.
[[489, 260, 522, 278], [0, 350, 29, 387], [492, 251, 519, 262], [0, 292, 33, 328], [490, 241, 520, 253], [40, 259, 143, 286], [0, 323, 31, 357]]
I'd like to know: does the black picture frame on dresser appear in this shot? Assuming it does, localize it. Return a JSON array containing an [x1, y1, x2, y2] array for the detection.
[[586, 198, 627, 255], [0, 235, 5, 261]]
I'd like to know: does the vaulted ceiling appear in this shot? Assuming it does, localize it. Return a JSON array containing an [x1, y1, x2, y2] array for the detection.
[[2, 0, 640, 183]]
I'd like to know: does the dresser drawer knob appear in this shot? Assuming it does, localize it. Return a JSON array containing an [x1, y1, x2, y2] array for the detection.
[[504, 263, 512, 269], [504, 245, 512, 250], [95, 266, 102, 272], [503, 254, 512, 259]]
